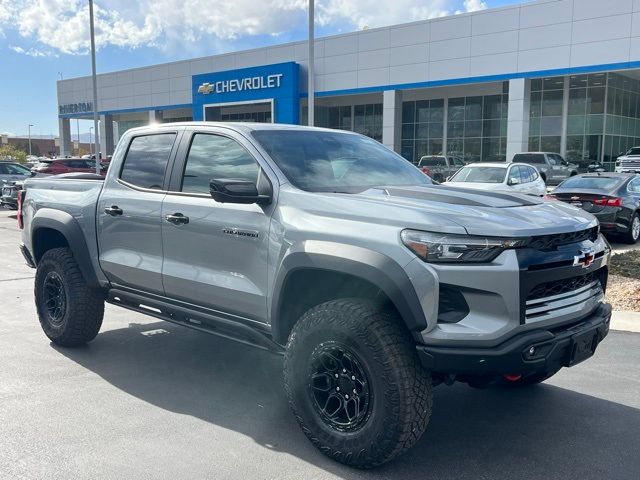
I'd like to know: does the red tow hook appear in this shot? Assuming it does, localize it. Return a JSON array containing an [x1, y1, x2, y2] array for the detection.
[[504, 374, 522, 382]]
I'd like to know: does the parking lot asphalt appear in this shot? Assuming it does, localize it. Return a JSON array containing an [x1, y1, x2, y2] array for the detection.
[[1, 209, 639, 479]]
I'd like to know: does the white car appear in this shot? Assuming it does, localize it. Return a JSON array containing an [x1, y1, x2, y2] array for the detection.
[[443, 162, 546, 196]]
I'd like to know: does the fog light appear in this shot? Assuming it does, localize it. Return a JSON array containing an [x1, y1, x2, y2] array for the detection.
[[529, 346, 536, 356]]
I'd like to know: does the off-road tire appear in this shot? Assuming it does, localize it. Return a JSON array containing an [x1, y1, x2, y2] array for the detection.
[[283, 298, 432, 469], [622, 212, 640, 244], [35, 247, 104, 347]]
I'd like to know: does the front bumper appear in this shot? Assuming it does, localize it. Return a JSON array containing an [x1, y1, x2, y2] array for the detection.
[[416, 303, 611, 375]]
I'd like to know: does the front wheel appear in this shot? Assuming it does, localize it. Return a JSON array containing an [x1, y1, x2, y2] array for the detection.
[[35, 247, 105, 347], [284, 299, 432, 468]]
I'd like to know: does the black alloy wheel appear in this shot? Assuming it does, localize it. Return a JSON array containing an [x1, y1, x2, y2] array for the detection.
[[308, 341, 371, 432]]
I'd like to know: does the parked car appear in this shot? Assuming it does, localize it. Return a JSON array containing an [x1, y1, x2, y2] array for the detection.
[[417, 155, 465, 182], [0, 161, 33, 183], [547, 173, 640, 243], [19, 123, 611, 468], [615, 147, 640, 173], [1, 180, 23, 209], [444, 162, 546, 196], [31, 158, 104, 176], [511, 152, 578, 185]]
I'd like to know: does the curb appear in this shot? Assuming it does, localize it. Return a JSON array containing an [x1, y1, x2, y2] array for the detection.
[[611, 311, 640, 333]]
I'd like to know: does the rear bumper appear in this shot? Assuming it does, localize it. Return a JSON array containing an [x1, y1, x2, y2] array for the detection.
[[416, 303, 611, 375]]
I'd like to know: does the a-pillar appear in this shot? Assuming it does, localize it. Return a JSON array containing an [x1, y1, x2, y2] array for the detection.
[[99, 114, 114, 157], [506, 78, 531, 162], [58, 118, 72, 157], [382, 90, 403, 154]]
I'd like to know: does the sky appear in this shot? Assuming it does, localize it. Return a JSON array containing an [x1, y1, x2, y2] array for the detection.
[[0, 0, 522, 137]]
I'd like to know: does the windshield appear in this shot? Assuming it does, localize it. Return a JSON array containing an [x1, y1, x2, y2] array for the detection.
[[512, 153, 545, 164], [625, 147, 640, 156], [557, 176, 624, 191], [450, 166, 506, 184], [252, 130, 431, 192], [4, 163, 31, 175]]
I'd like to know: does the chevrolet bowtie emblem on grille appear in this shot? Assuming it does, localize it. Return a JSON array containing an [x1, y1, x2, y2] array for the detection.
[[570, 196, 580, 201], [198, 83, 214, 95], [573, 249, 595, 269]]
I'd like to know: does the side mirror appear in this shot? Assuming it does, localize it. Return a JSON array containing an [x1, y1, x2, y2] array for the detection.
[[508, 177, 520, 186], [209, 179, 272, 205]]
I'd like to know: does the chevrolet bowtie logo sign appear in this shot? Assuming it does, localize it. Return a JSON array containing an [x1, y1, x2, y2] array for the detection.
[[198, 83, 214, 95], [197, 74, 284, 95]]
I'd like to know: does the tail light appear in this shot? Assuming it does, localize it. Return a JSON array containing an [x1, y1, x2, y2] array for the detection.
[[593, 197, 622, 207], [17, 189, 24, 229], [544, 194, 557, 200], [421, 167, 430, 176]]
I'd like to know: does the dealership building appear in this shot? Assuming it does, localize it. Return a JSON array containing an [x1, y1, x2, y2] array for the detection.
[[57, 0, 640, 170]]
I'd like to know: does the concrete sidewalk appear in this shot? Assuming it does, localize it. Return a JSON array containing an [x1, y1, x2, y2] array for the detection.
[[611, 311, 640, 333]]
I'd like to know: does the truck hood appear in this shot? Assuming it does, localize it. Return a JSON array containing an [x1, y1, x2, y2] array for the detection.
[[332, 184, 597, 237]]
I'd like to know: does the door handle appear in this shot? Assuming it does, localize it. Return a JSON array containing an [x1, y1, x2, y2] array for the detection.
[[165, 213, 189, 225], [104, 205, 123, 216]]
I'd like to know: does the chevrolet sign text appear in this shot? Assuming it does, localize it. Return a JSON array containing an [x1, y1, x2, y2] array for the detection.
[[198, 74, 284, 95]]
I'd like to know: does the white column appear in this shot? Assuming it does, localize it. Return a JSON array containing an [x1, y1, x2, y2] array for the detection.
[[99, 114, 114, 156], [58, 118, 72, 157], [506, 78, 531, 162], [560, 76, 570, 157], [148, 110, 156, 124], [382, 90, 403, 153]]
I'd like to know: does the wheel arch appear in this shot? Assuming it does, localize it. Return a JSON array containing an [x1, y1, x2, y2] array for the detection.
[[270, 245, 427, 345], [30, 209, 101, 288]]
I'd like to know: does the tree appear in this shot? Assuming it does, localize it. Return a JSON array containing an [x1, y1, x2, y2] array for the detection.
[[0, 145, 28, 164]]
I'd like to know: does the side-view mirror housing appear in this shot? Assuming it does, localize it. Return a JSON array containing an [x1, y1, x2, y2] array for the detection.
[[209, 178, 272, 205], [508, 177, 520, 186]]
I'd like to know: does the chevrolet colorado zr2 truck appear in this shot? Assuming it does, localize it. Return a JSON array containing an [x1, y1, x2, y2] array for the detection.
[[18, 123, 612, 468]]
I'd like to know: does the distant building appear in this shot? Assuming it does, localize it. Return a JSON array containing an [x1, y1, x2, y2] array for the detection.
[[57, 0, 640, 170], [0, 134, 92, 157]]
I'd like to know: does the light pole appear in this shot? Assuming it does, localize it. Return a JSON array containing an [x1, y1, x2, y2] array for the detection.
[[89, 0, 100, 173], [28, 124, 34, 157], [89, 127, 93, 156], [308, 0, 315, 127]]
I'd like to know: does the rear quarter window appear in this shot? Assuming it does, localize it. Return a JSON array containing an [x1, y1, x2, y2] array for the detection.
[[120, 133, 177, 189]]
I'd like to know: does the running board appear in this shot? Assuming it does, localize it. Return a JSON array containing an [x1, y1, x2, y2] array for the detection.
[[107, 288, 284, 354]]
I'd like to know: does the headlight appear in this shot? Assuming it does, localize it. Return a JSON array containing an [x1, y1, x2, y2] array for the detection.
[[401, 230, 529, 263]]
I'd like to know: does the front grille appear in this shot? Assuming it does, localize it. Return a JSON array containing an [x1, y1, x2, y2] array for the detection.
[[525, 272, 603, 322], [527, 272, 597, 301], [527, 227, 599, 251]]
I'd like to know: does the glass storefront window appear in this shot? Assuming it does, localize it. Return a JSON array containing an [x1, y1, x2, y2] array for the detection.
[[401, 98, 446, 163]]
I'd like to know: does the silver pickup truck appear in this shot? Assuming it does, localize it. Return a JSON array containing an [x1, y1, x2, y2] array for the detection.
[[18, 123, 611, 468]]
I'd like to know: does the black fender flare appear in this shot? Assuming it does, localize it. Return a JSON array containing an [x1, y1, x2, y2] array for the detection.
[[30, 209, 101, 288], [270, 243, 428, 344]]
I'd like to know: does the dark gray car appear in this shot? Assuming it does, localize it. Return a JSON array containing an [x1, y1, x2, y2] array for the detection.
[[512, 152, 578, 186], [418, 155, 465, 182]]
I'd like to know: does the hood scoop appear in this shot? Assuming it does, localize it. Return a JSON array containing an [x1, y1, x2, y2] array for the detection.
[[381, 185, 542, 208]]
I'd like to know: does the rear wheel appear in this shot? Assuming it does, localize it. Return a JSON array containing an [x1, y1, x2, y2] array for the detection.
[[35, 247, 105, 347], [623, 212, 640, 244], [284, 299, 432, 468]]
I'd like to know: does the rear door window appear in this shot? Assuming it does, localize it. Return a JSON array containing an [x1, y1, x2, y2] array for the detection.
[[120, 134, 177, 189]]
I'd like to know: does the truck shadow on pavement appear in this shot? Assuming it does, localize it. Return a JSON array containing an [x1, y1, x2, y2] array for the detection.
[[55, 320, 640, 479]]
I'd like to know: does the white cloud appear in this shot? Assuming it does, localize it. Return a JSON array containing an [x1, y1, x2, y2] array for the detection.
[[2, 0, 490, 56], [10, 45, 57, 57], [463, 0, 488, 12]]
